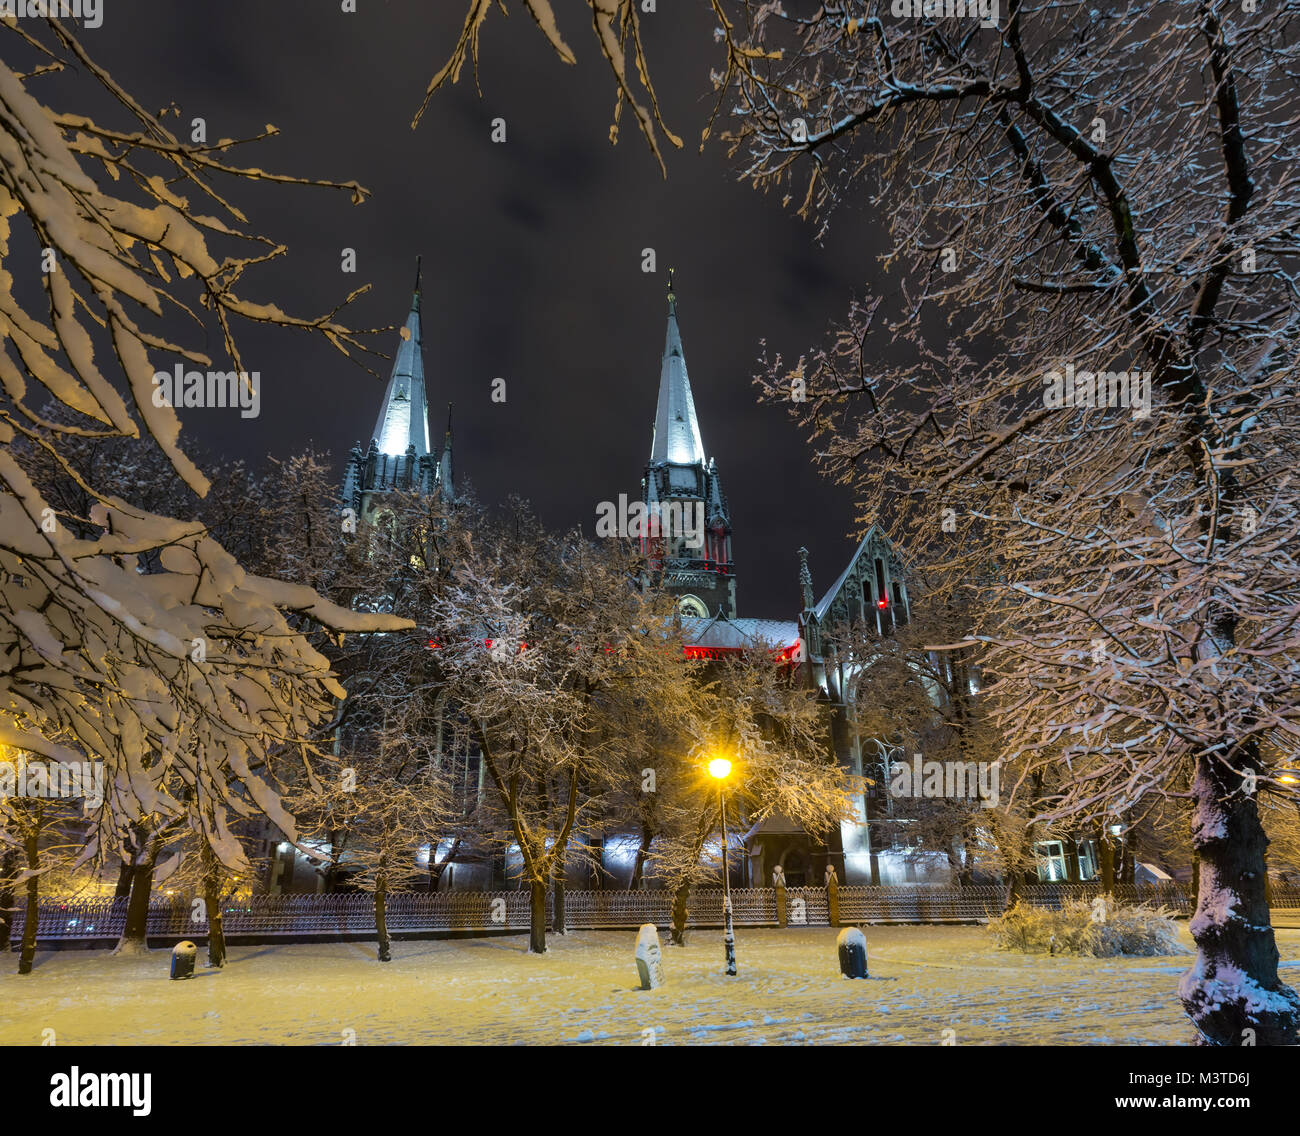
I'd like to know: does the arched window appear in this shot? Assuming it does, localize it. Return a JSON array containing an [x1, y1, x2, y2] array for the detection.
[[678, 595, 708, 618]]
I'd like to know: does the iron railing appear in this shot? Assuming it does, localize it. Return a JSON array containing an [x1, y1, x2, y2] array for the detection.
[[6, 882, 1298, 945]]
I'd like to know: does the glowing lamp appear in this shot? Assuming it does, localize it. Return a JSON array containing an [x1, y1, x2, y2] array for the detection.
[[707, 757, 733, 781], [878, 598, 888, 609]]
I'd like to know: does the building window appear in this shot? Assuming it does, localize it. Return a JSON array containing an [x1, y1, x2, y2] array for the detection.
[[1077, 839, 1098, 881], [1035, 840, 1069, 882], [678, 595, 708, 618]]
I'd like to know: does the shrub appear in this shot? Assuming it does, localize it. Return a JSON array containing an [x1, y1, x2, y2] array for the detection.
[[989, 896, 1184, 957]]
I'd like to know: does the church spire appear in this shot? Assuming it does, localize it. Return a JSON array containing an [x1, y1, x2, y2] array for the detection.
[[439, 402, 455, 500], [649, 270, 706, 466], [373, 259, 431, 457], [640, 272, 736, 619]]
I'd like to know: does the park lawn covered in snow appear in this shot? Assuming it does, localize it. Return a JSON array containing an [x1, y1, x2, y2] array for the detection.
[[4, 923, 1300, 1046]]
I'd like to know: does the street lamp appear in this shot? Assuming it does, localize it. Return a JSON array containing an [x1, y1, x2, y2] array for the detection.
[[708, 756, 737, 977]]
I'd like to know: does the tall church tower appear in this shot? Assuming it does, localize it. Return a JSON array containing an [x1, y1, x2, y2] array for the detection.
[[641, 273, 735, 618], [342, 259, 454, 522]]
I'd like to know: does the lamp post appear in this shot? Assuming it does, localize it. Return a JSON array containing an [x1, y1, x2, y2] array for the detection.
[[708, 756, 737, 976]]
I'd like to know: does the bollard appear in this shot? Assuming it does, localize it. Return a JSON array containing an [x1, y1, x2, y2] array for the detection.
[[826, 864, 840, 927], [170, 940, 197, 980], [773, 866, 788, 928], [635, 924, 665, 990], [837, 926, 868, 979]]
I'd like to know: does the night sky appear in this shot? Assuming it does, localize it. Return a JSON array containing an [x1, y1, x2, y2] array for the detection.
[[75, 0, 883, 617]]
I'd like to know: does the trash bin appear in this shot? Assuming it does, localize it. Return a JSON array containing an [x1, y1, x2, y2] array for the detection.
[[171, 940, 197, 980], [837, 926, 868, 979]]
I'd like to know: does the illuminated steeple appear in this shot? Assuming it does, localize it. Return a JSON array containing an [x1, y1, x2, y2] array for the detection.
[[343, 258, 456, 516], [650, 269, 707, 466], [640, 272, 735, 619], [373, 257, 431, 457]]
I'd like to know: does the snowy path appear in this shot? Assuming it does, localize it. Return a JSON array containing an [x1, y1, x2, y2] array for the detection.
[[4, 924, 1298, 1045]]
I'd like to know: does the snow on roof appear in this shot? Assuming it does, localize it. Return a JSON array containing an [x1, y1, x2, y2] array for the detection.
[[679, 614, 799, 650], [741, 812, 806, 840]]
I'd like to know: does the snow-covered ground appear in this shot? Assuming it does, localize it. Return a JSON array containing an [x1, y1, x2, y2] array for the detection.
[[4, 923, 1299, 1045]]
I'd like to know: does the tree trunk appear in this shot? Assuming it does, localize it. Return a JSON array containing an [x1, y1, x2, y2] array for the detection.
[[323, 829, 342, 893], [18, 827, 39, 974], [528, 880, 547, 955], [204, 878, 227, 969], [1007, 868, 1023, 907], [1097, 826, 1115, 895], [669, 879, 691, 946], [1062, 836, 1079, 884], [1121, 830, 1138, 886], [113, 860, 133, 899], [628, 824, 652, 890], [669, 808, 717, 945], [945, 841, 962, 884], [552, 857, 567, 936], [947, 836, 974, 887], [429, 836, 460, 892], [115, 833, 163, 955], [375, 870, 391, 963], [200, 844, 227, 969], [0, 847, 17, 954], [1179, 754, 1300, 1045]]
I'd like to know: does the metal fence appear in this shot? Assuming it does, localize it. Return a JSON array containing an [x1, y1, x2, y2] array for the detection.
[[7, 882, 1300, 945]]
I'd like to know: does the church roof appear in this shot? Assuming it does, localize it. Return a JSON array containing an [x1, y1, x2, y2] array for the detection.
[[812, 524, 902, 620], [649, 276, 707, 467], [741, 813, 806, 840], [679, 613, 800, 653], [373, 265, 431, 457]]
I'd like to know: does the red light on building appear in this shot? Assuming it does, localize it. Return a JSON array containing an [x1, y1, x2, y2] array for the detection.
[[878, 598, 888, 609]]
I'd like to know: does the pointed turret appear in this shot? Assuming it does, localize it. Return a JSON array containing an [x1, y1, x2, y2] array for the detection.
[[798, 547, 815, 611], [650, 271, 706, 466], [373, 259, 431, 457], [639, 271, 736, 619], [342, 259, 449, 520], [439, 403, 455, 500]]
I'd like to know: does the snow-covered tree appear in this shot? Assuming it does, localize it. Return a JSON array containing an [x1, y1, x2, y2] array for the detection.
[[291, 739, 452, 963], [649, 647, 860, 944], [0, 20, 409, 946], [718, 1, 1300, 1044], [426, 0, 1300, 1043], [427, 507, 688, 953], [416, 0, 682, 174], [0, 755, 83, 973]]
